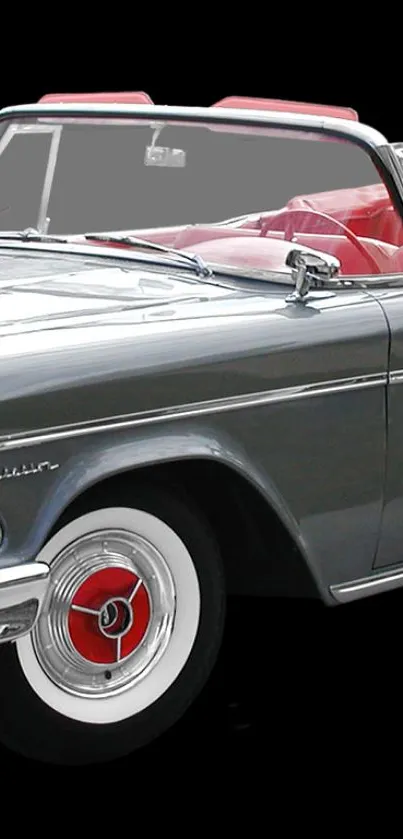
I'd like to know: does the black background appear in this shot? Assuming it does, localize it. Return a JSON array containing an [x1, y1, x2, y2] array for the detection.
[[0, 30, 400, 797]]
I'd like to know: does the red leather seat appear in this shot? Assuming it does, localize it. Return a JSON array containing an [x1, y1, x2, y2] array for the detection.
[[286, 184, 403, 245], [171, 184, 403, 275]]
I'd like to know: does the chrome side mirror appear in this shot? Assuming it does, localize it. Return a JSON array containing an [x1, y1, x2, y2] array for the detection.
[[285, 248, 341, 303]]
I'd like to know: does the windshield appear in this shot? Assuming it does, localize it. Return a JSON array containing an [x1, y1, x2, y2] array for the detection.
[[1, 114, 403, 278]]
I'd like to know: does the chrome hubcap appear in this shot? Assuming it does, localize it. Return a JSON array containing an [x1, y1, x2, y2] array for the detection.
[[32, 529, 176, 697], [98, 597, 134, 639]]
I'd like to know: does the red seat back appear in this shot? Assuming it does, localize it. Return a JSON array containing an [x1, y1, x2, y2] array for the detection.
[[211, 97, 358, 120], [39, 91, 153, 104], [292, 234, 396, 274], [287, 184, 403, 245]]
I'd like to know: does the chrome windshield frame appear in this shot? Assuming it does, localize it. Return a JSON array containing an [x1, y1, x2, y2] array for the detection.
[[0, 119, 62, 233], [0, 102, 389, 148], [0, 102, 402, 250]]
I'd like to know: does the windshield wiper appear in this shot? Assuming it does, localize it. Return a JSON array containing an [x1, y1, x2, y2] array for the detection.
[[0, 228, 68, 243], [84, 233, 212, 278]]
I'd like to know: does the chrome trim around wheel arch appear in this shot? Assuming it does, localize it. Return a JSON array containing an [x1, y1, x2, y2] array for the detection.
[[331, 567, 403, 603], [0, 562, 50, 642]]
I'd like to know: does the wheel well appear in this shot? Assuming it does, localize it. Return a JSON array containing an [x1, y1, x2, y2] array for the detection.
[[56, 459, 319, 599]]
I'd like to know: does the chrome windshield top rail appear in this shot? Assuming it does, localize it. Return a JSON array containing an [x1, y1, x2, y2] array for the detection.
[[0, 103, 388, 150]]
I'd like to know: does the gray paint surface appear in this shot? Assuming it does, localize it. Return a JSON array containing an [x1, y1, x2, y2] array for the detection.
[[0, 102, 402, 604], [0, 248, 390, 600]]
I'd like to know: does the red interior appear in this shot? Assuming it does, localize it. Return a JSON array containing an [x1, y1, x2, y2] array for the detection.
[[212, 96, 359, 121], [81, 182, 403, 275], [46, 91, 399, 274], [39, 92, 356, 119], [117, 184, 403, 276], [285, 184, 402, 245], [179, 234, 396, 275]]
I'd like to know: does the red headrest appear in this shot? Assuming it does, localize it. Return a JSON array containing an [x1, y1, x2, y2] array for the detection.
[[212, 96, 358, 121], [39, 92, 153, 105]]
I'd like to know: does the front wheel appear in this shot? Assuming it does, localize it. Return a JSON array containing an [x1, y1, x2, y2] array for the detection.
[[0, 486, 225, 765]]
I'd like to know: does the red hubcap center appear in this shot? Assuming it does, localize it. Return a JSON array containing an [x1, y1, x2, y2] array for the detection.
[[68, 567, 151, 664]]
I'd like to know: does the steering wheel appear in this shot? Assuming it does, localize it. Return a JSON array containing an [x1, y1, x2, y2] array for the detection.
[[260, 208, 381, 274]]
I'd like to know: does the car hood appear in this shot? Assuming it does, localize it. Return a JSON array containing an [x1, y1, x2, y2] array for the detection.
[[0, 247, 276, 335]]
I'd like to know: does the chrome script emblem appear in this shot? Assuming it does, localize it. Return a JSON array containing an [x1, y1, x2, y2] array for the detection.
[[0, 461, 59, 480]]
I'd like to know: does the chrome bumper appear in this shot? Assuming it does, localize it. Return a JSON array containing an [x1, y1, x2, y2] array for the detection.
[[0, 562, 50, 643]]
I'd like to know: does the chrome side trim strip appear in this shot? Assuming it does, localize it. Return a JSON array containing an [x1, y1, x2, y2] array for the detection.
[[390, 369, 403, 384], [331, 567, 403, 603], [0, 372, 386, 452]]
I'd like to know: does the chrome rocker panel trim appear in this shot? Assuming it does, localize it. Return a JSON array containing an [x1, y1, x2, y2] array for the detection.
[[0, 562, 50, 642], [331, 567, 403, 603]]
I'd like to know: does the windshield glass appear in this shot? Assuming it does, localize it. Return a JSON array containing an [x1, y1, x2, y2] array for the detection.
[[1, 114, 403, 277]]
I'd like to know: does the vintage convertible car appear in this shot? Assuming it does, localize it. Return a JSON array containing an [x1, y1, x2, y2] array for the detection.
[[0, 90, 403, 765]]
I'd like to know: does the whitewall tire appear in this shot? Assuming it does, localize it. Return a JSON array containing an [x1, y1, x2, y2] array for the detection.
[[0, 484, 225, 765]]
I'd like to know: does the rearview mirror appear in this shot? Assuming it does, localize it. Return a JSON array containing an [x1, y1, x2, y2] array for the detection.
[[285, 248, 341, 302], [144, 146, 186, 167], [144, 121, 187, 168]]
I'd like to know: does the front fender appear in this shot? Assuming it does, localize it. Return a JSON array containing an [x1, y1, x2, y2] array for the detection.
[[0, 420, 324, 596]]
